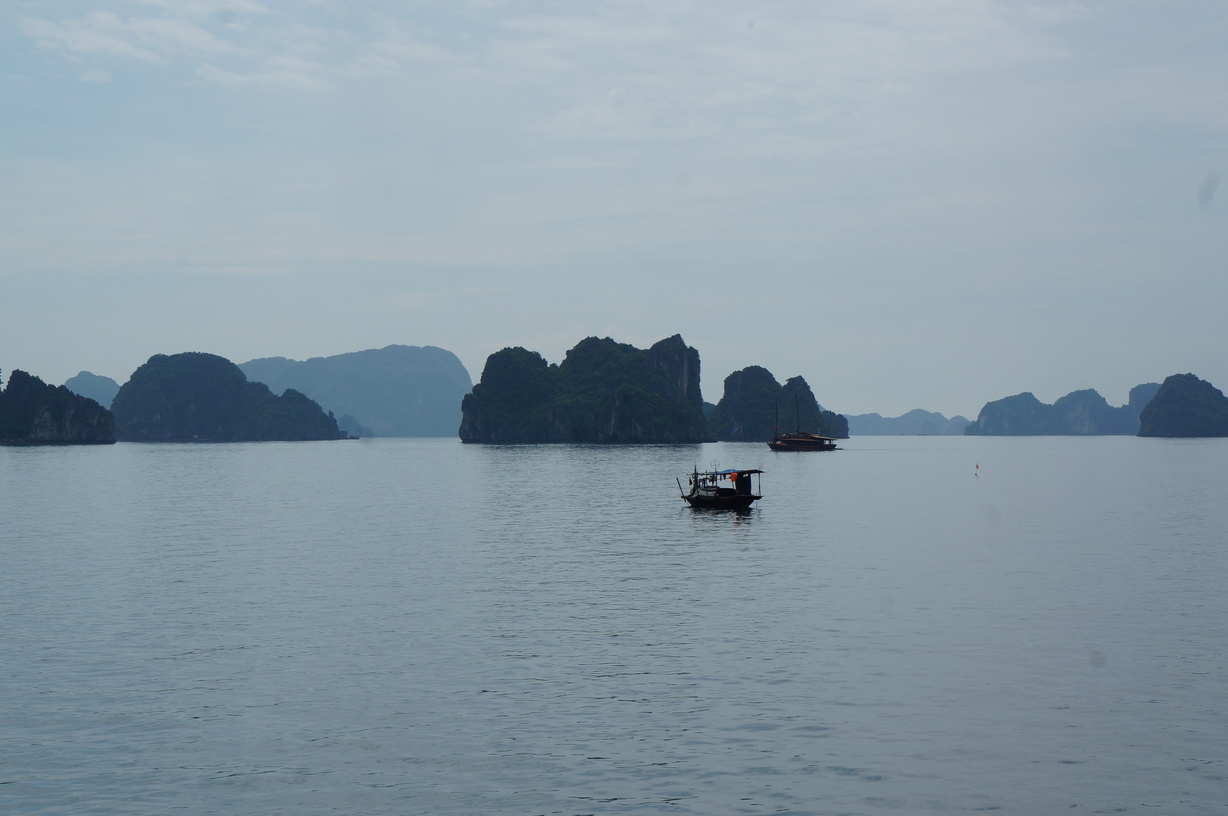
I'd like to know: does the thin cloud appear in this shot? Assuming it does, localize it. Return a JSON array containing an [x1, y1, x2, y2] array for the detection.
[[22, 13, 164, 62], [127, 17, 242, 55], [126, 0, 274, 17], [196, 59, 330, 90]]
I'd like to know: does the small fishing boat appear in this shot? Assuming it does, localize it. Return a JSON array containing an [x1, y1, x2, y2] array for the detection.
[[678, 466, 763, 509]]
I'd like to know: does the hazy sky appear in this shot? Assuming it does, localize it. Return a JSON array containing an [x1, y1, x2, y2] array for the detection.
[[4, 1, 1225, 418]]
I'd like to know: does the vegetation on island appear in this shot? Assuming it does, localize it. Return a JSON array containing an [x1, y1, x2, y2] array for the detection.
[[0, 369, 115, 445], [239, 345, 471, 438], [459, 335, 710, 443], [1138, 373, 1228, 437], [111, 352, 343, 442], [63, 371, 121, 410], [708, 366, 848, 441]]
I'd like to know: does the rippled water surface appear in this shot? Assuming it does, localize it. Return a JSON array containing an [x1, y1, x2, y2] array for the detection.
[[3, 436, 1226, 814]]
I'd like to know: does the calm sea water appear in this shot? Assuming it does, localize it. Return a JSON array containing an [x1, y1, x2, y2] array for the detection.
[[2, 436, 1226, 815]]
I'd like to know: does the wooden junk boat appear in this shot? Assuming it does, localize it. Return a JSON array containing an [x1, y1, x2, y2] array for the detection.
[[768, 430, 838, 452], [768, 393, 838, 451], [679, 466, 763, 510]]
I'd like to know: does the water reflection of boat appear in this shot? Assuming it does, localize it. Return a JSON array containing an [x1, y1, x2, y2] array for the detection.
[[678, 466, 763, 509]]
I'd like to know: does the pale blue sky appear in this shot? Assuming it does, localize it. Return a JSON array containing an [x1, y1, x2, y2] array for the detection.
[[3, 1, 1225, 417]]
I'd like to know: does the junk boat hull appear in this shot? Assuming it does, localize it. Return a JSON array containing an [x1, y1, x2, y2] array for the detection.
[[768, 431, 837, 451]]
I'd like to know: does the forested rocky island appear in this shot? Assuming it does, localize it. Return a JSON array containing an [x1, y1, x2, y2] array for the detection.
[[707, 365, 848, 441], [0, 369, 115, 445], [27, 341, 1228, 444], [459, 335, 710, 443], [112, 352, 344, 442], [459, 339, 848, 444], [965, 384, 1160, 435], [1138, 373, 1228, 437]]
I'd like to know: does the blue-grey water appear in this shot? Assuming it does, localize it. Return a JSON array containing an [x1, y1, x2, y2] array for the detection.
[[2, 436, 1226, 815]]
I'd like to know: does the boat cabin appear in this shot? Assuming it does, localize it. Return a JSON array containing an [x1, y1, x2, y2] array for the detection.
[[680, 467, 764, 509]]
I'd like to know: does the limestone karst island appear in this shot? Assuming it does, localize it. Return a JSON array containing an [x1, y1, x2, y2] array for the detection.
[[110, 352, 346, 442], [458, 335, 847, 445], [7, 336, 1228, 445]]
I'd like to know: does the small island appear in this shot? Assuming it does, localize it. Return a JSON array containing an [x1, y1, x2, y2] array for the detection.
[[459, 335, 710, 443], [112, 352, 345, 442], [964, 385, 1159, 435], [1138, 373, 1228, 437], [0, 369, 115, 445], [846, 409, 969, 436], [707, 366, 848, 441]]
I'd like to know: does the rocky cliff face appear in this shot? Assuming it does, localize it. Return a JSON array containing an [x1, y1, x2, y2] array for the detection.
[[0, 370, 115, 445], [1138, 373, 1228, 437], [965, 389, 1141, 435], [708, 366, 779, 441], [645, 335, 702, 404], [458, 347, 556, 443], [459, 335, 710, 443]]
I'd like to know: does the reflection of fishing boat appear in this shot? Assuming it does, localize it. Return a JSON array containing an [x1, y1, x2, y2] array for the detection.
[[678, 466, 763, 509], [769, 393, 838, 451]]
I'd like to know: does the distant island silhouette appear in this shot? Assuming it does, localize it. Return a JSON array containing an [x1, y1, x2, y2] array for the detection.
[[112, 352, 345, 442], [240, 345, 471, 438], [965, 383, 1161, 435], [847, 409, 969, 436], [63, 371, 120, 410], [0, 369, 115, 445]]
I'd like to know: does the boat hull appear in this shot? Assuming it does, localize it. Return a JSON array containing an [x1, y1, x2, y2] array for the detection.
[[683, 493, 760, 510], [768, 432, 837, 451], [679, 467, 763, 510]]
